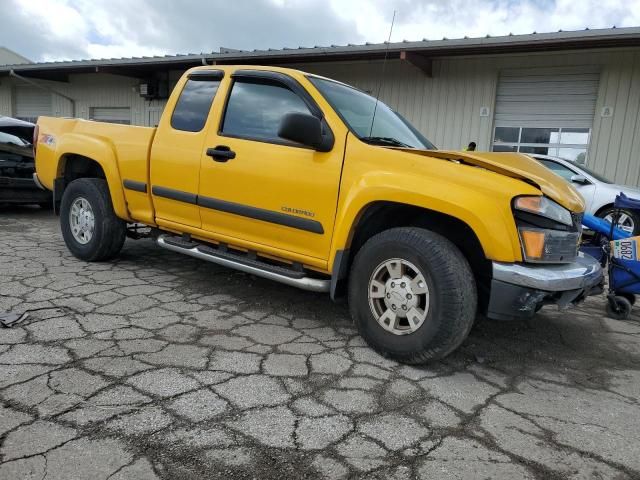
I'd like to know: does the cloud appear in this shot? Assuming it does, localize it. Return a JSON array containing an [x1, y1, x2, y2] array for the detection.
[[1, 0, 639, 62], [328, 0, 640, 43], [2, 0, 363, 61]]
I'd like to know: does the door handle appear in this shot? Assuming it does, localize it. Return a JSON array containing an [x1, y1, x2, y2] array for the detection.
[[207, 145, 236, 162]]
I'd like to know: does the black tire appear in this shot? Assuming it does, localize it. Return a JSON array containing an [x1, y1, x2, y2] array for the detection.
[[597, 207, 640, 235], [348, 227, 477, 364], [60, 178, 126, 261], [606, 296, 632, 320], [618, 292, 636, 306]]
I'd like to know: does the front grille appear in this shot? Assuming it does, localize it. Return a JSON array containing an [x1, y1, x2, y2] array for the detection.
[[543, 230, 580, 262], [571, 212, 584, 232]]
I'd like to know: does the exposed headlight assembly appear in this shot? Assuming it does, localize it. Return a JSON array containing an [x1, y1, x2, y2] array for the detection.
[[513, 196, 573, 226], [513, 196, 579, 263]]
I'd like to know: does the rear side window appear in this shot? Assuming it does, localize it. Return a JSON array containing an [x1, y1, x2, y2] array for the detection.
[[538, 159, 576, 181], [171, 78, 221, 132], [221, 80, 311, 142]]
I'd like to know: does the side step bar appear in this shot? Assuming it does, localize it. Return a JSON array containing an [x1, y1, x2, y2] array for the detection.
[[156, 234, 330, 293]]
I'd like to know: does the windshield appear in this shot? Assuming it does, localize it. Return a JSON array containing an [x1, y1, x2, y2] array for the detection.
[[0, 131, 30, 147], [576, 163, 613, 184], [308, 76, 436, 150], [0, 130, 33, 160]]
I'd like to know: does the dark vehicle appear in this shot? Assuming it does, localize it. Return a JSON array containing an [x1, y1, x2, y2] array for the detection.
[[0, 116, 51, 207]]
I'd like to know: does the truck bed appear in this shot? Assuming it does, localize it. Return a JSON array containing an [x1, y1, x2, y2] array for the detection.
[[35, 117, 156, 222]]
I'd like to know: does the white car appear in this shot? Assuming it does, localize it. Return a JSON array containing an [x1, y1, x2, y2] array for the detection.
[[530, 154, 640, 234]]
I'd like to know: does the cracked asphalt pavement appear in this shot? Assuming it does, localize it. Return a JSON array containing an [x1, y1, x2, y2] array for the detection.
[[1, 206, 639, 479]]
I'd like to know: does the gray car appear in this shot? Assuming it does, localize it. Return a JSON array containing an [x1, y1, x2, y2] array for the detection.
[[530, 154, 640, 234], [0, 116, 51, 208]]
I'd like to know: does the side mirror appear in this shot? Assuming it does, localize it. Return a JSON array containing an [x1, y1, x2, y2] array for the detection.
[[278, 112, 324, 150], [570, 174, 589, 185]]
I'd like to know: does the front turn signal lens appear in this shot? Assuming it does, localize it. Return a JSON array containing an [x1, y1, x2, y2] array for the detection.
[[517, 227, 580, 263], [519, 229, 545, 260]]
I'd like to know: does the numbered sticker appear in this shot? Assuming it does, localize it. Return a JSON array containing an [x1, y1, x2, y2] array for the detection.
[[611, 236, 640, 260]]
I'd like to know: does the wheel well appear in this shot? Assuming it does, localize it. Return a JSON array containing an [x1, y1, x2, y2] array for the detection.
[[335, 202, 492, 310], [54, 155, 106, 213], [594, 203, 613, 217], [60, 154, 106, 182]]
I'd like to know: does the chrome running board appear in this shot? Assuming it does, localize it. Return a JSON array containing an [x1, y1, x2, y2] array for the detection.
[[156, 234, 330, 293]]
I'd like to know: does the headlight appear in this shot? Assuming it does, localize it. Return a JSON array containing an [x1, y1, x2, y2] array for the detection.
[[518, 227, 580, 263], [514, 196, 573, 226], [513, 196, 579, 263]]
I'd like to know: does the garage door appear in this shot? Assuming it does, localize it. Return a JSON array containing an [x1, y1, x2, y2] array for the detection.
[[90, 107, 131, 124], [15, 86, 52, 123], [492, 66, 600, 163]]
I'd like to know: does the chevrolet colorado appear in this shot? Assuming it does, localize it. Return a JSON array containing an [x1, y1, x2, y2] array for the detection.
[[34, 65, 603, 363]]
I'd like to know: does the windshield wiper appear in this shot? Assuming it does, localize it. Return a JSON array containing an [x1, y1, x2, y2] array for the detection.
[[360, 136, 412, 148]]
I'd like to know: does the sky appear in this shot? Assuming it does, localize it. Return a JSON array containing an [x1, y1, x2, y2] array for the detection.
[[2, 0, 640, 62]]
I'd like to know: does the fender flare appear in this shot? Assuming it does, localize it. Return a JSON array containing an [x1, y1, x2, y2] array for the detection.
[[326, 170, 536, 298], [327, 194, 504, 302], [54, 133, 131, 221]]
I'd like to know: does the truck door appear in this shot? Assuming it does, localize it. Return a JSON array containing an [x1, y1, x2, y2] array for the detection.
[[198, 70, 346, 262], [150, 70, 223, 228]]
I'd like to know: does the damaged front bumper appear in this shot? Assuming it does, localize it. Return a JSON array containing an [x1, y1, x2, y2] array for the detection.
[[487, 253, 604, 320]]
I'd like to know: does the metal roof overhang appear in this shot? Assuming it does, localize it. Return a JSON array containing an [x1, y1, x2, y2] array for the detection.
[[1, 27, 639, 81]]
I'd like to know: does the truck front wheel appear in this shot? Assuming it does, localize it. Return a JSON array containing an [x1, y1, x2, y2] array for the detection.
[[60, 178, 126, 261], [348, 227, 477, 364]]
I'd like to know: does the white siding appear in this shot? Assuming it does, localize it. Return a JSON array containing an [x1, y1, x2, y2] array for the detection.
[[0, 81, 13, 116], [147, 106, 164, 127], [0, 72, 177, 126], [47, 73, 168, 125], [590, 50, 640, 186], [90, 107, 131, 124]]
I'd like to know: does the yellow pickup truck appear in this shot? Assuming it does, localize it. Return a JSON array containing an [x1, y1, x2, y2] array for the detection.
[[34, 65, 603, 363]]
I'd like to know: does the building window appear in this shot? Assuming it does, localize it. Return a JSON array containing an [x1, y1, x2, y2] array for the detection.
[[492, 127, 590, 164]]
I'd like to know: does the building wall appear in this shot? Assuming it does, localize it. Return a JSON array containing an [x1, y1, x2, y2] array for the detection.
[[590, 50, 640, 187], [0, 47, 639, 185], [0, 72, 175, 125], [296, 58, 497, 152], [298, 47, 640, 186], [0, 79, 11, 115]]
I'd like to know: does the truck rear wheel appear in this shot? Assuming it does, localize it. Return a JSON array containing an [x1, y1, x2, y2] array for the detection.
[[60, 178, 126, 261], [348, 227, 477, 364]]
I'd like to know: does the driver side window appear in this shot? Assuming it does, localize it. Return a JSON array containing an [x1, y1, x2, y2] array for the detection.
[[221, 80, 311, 143]]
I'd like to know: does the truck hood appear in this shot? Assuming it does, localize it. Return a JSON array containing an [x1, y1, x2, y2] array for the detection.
[[401, 149, 585, 212]]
